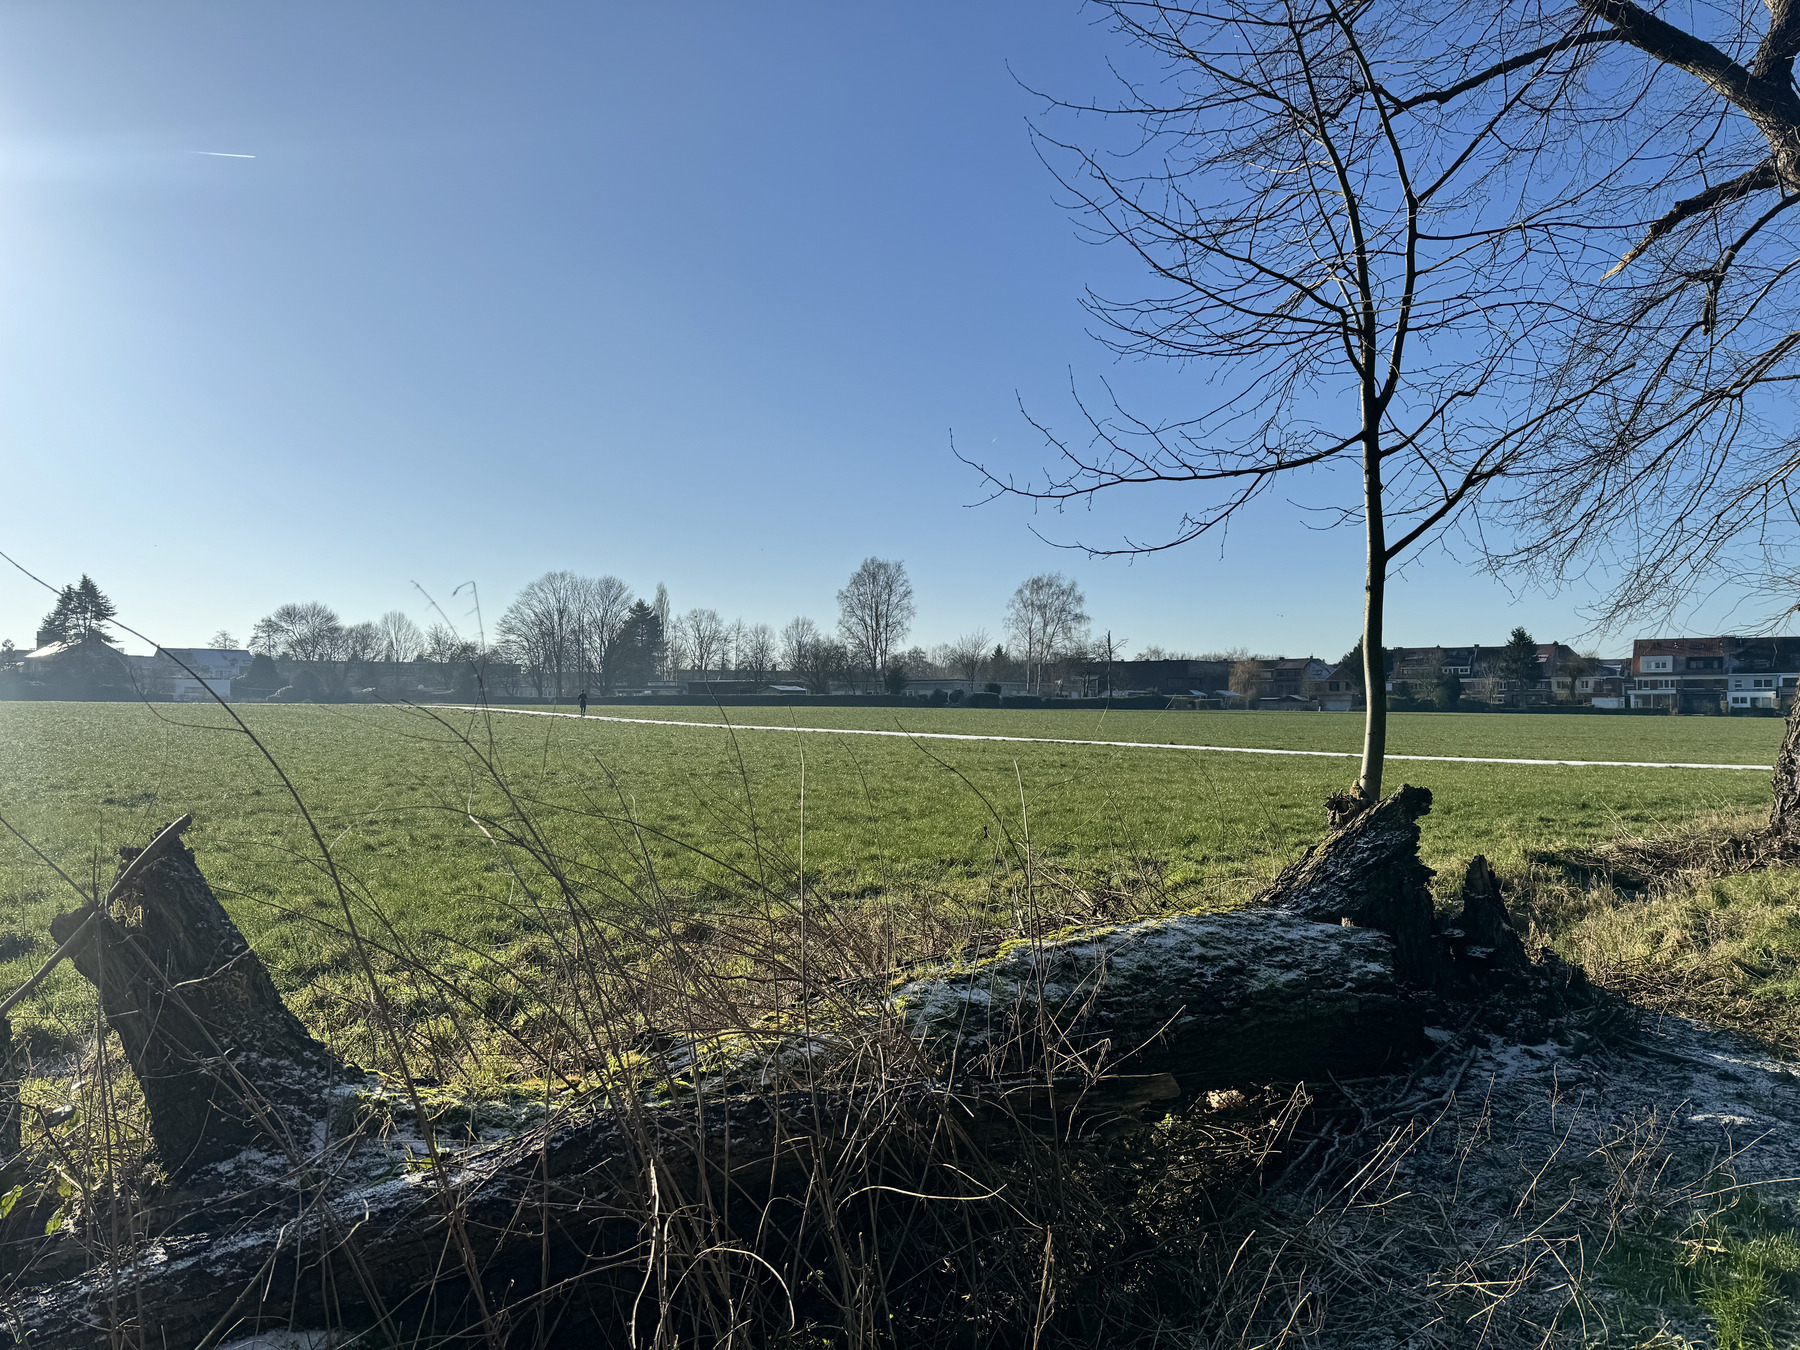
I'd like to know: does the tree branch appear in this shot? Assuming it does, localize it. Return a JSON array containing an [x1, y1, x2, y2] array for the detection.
[[1580, 0, 1800, 149], [1603, 161, 1780, 277], [1387, 30, 1624, 110], [1753, 0, 1800, 82]]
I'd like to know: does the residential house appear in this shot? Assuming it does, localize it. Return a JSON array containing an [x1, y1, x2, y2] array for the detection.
[[21, 634, 133, 695], [1361, 642, 1594, 706], [1721, 637, 1800, 710], [1321, 650, 1392, 711], [1261, 657, 1333, 703], [1629, 637, 1733, 712], [129, 647, 255, 701], [1388, 646, 1450, 695], [1526, 643, 1583, 702], [1574, 658, 1632, 709], [1628, 636, 1800, 712]]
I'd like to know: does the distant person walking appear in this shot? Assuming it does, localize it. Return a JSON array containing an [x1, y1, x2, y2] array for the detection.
[[579, 690, 588, 717]]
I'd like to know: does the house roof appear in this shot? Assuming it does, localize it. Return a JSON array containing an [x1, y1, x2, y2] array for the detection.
[[23, 636, 123, 662], [155, 647, 253, 661]]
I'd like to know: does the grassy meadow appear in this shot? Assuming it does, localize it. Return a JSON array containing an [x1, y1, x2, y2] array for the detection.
[[0, 700, 1784, 1060]]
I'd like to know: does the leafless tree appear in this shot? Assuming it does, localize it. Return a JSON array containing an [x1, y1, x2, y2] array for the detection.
[[678, 608, 728, 677], [575, 575, 634, 691], [1006, 574, 1089, 694], [497, 571, 588, 700], [966, 0, 1626, 802], [1092, 629, 1128, 695], [740, 623, 777, 682], [836, 558, 915, 685], [208, 629, 237, 650], [935, 630, 991, 688], [895, 645, 936, 676], [779, 616, 822, 673], [795, 637, 850, 695], [422, 622, 476, 666], [375, 611, 423, 664], [250, 603, 343, 662], [339, 621, 380, 664], [1229, 658, 1268, 703], [1439, 0, 1800, 633]]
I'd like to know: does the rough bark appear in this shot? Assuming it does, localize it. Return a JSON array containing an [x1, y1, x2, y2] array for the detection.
[[1768, 696, 1800, 843], [44, 829, 362, 1180], [892, 908, 1426, 1086], [7, 905, 1431, 1350], [1449, 854, 1530, 976], [1259, 784, 1448, 985], [3, 795, 1547, 1348]]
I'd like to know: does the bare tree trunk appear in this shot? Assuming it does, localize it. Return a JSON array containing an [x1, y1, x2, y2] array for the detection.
[[1261, 783, 1446, 986], [1358, 400, 1389, 806]]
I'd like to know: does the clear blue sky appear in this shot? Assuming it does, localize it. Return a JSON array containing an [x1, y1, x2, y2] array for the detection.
[[0, 2, 1696, 659]]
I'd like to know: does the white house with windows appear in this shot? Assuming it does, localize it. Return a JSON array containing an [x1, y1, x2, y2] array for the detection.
[[1629, 637, 1800, 712], [1728, 672, 1787, 709], [127, 648, 255, 701]]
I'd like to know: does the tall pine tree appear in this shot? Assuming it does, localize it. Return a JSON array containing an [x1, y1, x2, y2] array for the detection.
[[37, 575, 117, 646]]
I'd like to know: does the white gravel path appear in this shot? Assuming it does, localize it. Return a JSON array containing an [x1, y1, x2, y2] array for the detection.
[[430, 705, 1771, 772]]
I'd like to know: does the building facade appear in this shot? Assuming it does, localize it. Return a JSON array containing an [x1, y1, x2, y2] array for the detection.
[[1629, 636, 1800, 712]]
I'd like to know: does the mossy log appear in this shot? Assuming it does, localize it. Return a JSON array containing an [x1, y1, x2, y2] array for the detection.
[[6, 789, 1520, 1348]]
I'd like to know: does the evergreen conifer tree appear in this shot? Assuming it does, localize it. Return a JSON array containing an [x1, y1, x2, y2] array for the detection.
[[36, 576, 115, 645], [71, 575, 116, 639], [1500, 627, 1539, 705], [607, 601, 665, 689]]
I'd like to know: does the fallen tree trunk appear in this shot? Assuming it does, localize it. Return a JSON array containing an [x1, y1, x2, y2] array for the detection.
[[3, 787, 1555, 1348]]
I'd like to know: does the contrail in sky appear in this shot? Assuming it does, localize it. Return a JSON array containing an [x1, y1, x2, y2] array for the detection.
[[191, 151, 255, 159]]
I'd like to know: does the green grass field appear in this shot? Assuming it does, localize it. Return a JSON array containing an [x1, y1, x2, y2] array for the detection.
[[0, 701, 1783, 1056]]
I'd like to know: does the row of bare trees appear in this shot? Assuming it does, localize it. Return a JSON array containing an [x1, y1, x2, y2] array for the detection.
[[482, 558, 1111, 697], [243, 554, 1209, 701], [249, 603, 470, 667]]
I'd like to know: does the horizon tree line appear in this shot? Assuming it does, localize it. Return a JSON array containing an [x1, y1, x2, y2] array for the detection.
[[218, 561, 1147, 698], [4, 571, 1614, 706]]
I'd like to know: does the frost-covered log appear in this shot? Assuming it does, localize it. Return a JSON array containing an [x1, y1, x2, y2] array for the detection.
[[8, 905, 1434, 1350], [893, 908, 1427, 1086], [4, 1090, 811, 1350]]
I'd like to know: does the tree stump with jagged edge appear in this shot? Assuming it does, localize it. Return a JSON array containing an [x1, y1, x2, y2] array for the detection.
[[46, 828, 357, 1180]]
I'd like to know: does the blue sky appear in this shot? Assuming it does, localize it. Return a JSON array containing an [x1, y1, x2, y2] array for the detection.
[[0, 2, 1687, 660]]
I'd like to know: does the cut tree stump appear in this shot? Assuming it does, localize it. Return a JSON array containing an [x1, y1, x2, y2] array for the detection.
[[44, 824, 364, 1181], [3, 790, 1572, 1349], [1769, 697, 1800, 848]]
